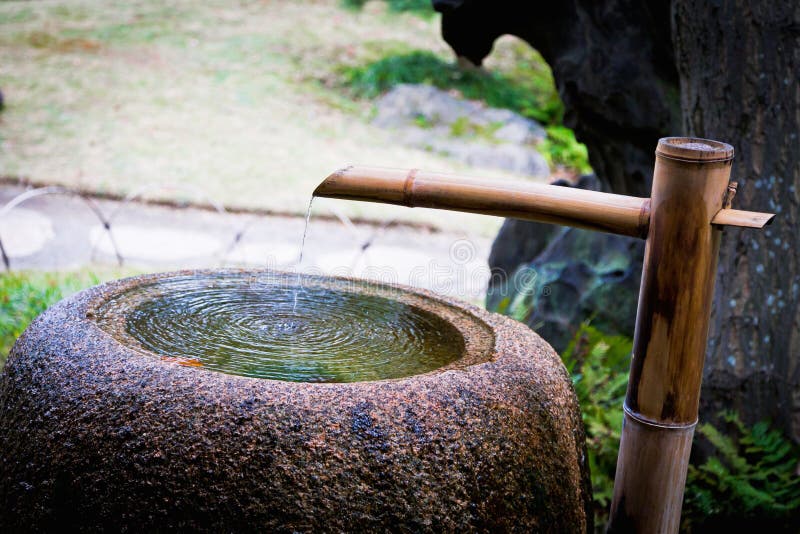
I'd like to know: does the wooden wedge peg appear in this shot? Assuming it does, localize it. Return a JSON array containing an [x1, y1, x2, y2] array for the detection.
[[712, 208, 775, 228]]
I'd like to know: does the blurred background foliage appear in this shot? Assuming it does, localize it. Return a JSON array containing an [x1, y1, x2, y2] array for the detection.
[[337, 49, 589, 173], [0, 271, 104, 358], [561, 322, 630, 525], [683, 412, 800, 532], [1, 271, 152, 365]]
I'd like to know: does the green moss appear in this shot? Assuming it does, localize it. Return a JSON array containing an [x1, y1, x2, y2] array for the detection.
[[448, 117, 503, 141], [539, 126, 592, 175], [412, 113, 435, 129]]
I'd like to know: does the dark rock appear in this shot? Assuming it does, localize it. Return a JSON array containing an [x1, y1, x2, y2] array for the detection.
[[487, 177, 644, 351], [0, 270, 592, 532], [433, 0, 679, 196], [434, 1, 676, 346]]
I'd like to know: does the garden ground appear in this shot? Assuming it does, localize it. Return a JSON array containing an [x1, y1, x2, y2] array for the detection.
[[0, 0, 578, 235]]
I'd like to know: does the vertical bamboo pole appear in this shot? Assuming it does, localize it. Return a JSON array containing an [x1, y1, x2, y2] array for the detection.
[[607, 137, 734, 533]]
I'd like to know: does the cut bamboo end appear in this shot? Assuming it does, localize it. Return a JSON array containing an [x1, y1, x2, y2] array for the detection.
[[656, 137, 734, 163], [712, 208, 775, 228]]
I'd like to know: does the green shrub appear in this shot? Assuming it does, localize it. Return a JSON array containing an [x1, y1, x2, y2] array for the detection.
[[0, 271, 101, 365], [540, 125, 593, 175], [683, 411, 800, 532], [558, 325, 800, 531]]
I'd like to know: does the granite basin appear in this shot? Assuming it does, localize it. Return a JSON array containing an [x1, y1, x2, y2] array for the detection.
[[0, 270, 591, 532]]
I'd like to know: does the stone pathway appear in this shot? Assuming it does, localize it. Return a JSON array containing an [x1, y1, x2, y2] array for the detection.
[[0, 185, 492, 303]]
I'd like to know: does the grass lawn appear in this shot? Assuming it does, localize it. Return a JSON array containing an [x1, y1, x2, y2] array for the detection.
[[0, 0, 578, 236], [0, 269, 138, 367]]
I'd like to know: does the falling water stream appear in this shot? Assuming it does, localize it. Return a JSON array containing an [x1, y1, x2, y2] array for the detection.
[[292, 197, 314, 313]]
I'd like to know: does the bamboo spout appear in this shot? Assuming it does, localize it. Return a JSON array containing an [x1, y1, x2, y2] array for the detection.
[[315, 166, 651, 238]]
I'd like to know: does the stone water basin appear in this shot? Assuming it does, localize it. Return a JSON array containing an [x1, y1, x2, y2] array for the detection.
[[0, 269, 591, 531]]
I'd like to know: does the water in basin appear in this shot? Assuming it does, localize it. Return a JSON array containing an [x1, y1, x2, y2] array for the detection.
[[93, 272, 469, 383]]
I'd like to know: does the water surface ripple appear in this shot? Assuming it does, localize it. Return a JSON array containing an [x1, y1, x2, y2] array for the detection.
[[95, 273, 467, 383]]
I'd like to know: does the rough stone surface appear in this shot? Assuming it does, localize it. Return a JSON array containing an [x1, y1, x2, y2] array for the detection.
[[0, 270, 592, 532], [373, 84, 550, 178]]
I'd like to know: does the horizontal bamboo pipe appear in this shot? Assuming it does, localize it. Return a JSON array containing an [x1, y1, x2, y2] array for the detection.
[[315, 167, 774, 238], [315, 166, 652, 238]]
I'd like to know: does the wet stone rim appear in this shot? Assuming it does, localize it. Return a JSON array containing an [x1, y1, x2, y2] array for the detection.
[[86, 269, 497, 381]]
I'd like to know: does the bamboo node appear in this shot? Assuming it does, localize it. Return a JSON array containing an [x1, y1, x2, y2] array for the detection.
[[724, 182, 738, 209], [403, 168, 419, 207]]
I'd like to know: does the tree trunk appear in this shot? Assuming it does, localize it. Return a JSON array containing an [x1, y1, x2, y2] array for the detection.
[[673, 0, 800, 440]]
